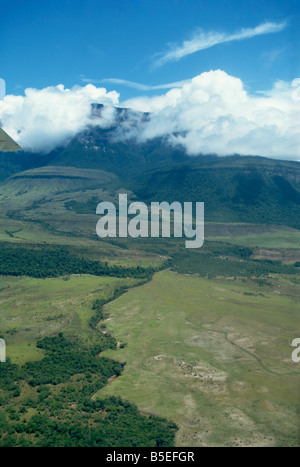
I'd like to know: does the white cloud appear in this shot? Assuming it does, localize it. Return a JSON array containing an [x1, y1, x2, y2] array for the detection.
[[0, 84, 119, 153], [122, 70, 300, 160], [0, 71, 299, 161], [153, 21, 287, 67]]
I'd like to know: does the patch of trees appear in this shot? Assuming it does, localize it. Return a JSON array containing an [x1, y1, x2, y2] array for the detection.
[[171, 250, 300, 279], [89, 285, 129, 330], [0, 286, 177, 447], [0, 245, 154, 279], [0, 333, 177, 447]]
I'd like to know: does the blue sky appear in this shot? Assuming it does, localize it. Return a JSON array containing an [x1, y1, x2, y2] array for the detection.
[[1, 0, 299, 99], [0, 0, 299, 159]]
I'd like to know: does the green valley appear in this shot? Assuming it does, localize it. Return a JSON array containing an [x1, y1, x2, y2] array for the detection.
[[0, 124, 299, 447]]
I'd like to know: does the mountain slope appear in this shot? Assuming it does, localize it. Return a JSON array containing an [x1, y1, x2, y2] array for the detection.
[[50, 130, 187, 178], [0, 166, 120, 209], [132, 156, 300, 227], [0, 105, 299, 229]]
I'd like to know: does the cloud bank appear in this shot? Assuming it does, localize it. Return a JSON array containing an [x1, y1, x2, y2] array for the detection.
[[153, 21, 287, 67], [0, 71, 299, 161], [123, 70, 300, 160], [0, 84, 119, 153]]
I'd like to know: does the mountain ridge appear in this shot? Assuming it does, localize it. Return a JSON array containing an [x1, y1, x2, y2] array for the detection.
[[0, 106, 299, 228]]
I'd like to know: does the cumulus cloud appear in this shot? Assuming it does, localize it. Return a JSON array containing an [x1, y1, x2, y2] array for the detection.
[[0, 84, 119, 153], [0, 71, 299, 161], [122, 70, 300, 160], [153, 21, 287, 67]]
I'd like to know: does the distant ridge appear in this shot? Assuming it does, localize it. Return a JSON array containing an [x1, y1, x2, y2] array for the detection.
[[0, 103, 299, 228]]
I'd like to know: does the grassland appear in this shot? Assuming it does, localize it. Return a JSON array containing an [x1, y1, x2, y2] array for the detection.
[[0, 163, 299, 446], [0, 274, 142, 365], [209, 230, 300, 250], [95, 270, 300, 447]]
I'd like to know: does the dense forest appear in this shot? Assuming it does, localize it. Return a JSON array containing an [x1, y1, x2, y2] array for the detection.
[[0, 244, 155, 279]]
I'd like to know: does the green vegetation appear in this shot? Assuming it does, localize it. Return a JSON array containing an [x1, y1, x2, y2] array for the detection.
[[170, 242, 299, 278], [1, 152, 300, 231], [135, 158, 300, 228], [0, 138, 299, 447], [0, 286, 177, 447], [0, 334, 177, 447], [0, 273, 141, 365], [96, 270, 300, 447], [0, 244, 155, 279], [209, 229, 300, 250]]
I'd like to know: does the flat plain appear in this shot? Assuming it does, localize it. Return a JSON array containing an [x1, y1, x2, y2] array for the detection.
[[96, 270, 300, 447]]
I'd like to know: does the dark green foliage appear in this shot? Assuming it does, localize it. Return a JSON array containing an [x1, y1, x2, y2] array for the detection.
[[0, 244, 154, 279], [0, 149, 56, 181], [0, 289, 177, 447], [0, 333, 177, 447], [23, 334, 121, 387], [65, 196, 99, 214], [272, 176, 300, 204], [89, 286, 129, 330], [134, 157, 300, 228], [0, 362, 21, 391], [5, 397, 177, 448], [170, 242, 299, 278], [232, 172, 265, 204]]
